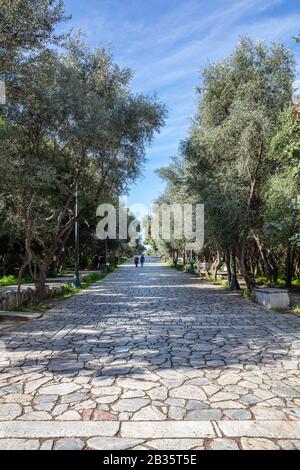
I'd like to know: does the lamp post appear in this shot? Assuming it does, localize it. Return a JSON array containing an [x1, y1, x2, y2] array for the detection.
[[189, 250, 195, 274], [230, 251, 240, 291], [74, 184, 81, 288], [105, 237, 108, 269]]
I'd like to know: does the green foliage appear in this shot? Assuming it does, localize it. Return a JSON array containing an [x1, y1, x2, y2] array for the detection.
[[60, 284, 81, 298], [0, 273, 33, 286], [291, 306, 300, 313], [243, 289, 254, 300], [204, 275, 229, 289], [156, 37, 297, 291], [81, 271, 111, 287], [256, 276, 268, 285], [0, 0, 68, 71], [0, 5, 166, 301], [62, 266, 117, 298], [0, 275, 17, 286]]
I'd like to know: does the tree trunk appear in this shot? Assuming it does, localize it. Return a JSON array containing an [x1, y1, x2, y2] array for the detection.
[[173, 250, 178, 267], [35, 267, 48, 301], [238, 240, 256, 291], [254, 235, 278, 283], [195, 253, 202, 273], [266, 249, 278, 283], [285, 243, 294, 289], [225, 249, 232, 284], [230, 251, 240, 291], [212, 251, 222, 280], [16, 259, 30, 306]]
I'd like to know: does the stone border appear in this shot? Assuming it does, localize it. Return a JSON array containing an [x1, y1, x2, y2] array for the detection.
[[0, 285, 67, 311], [255, 288, 290, 309]]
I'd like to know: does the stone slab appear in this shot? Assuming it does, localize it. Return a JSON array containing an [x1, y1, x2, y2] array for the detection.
[[218, 421, 300, 439], [0, 421, 120, 438], [255, 289, 290, 309], [121, 421, 215, 439]]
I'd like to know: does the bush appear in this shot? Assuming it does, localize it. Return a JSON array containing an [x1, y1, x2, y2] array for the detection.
[[0, 275, 17, 286], [0, 273, 33, 286], [291, 306, 300, 313], [243, 289, 254, 300], [256, 276, 268, 285]]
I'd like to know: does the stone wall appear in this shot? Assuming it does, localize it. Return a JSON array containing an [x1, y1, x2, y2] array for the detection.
[[0, 285, 67, 311]]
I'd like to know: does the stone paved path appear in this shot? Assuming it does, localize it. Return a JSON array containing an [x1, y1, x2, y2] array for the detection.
[[0, 257, 300, 450]]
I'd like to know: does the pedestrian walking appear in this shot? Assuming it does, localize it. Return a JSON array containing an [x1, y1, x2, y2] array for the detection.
[[140, 254, 145, 267], [134, 256, 139, 267]]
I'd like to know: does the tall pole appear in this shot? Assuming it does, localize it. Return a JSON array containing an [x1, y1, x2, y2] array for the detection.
[[105, 237, 108, 269], [74, 184, 81, 288], [189, 249, 195, 274]]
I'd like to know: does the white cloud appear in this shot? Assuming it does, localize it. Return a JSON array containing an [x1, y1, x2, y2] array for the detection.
[[64, 0, 300, 208]]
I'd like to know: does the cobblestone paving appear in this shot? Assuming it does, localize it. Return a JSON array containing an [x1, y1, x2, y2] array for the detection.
[[0, 258, 300, 450]]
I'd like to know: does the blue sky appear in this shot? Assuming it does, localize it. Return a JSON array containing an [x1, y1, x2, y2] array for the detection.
[[63, 0, 300, 210]]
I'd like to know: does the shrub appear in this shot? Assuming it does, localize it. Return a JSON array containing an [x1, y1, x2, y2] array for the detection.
[[0, 275, 17, 286], [292, 306, 300, 313], [0, 273, 34, 286], [243, 289, 253, 300]]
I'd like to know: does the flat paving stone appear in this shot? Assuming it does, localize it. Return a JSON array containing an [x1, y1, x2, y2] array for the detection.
[[209, 439, 240, 450], [0, 439, 40, 450], [0, 421, 119, 438], [121, 421, 216, 439], [186, 409, 222, 421], [112, 398, 150, 412], [147, 438, 204, 450], [169, 385, 206, 401], [38, 383, 81, 396], [241, 438, 280, 450], [0, 404, 22, 420], [54, 438, 85, 450], [218, 421, 300, 439], [0, 257, 300, 448], [132, 405, 166, 421], [87, 437, 144, 450]]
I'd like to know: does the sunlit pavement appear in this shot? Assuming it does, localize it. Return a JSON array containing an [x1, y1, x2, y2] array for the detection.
[[0, 257, 300, 450]]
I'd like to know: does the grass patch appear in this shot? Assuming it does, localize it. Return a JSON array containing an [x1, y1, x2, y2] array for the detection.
[[58, 284, 81, 299], [0, 274, 33, 286], [256, 276, 268, 285], [291, 306, 300, 313], [256, 276, 288, 288], [166, 263, 231, 289], [269, 279, 286, 288], [0, 275, 17, 286], [243, 288, 254, 300], [165, 260, 174, 267], [7, 266, 118, 311], [81, 267, 116, 287], [59, 266, 117, 300], [204, 275, 229, 289]]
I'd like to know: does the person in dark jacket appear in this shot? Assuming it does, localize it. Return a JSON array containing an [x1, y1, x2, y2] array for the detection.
[[134, 256, 139, 267], [140, 254, 145, 267]]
